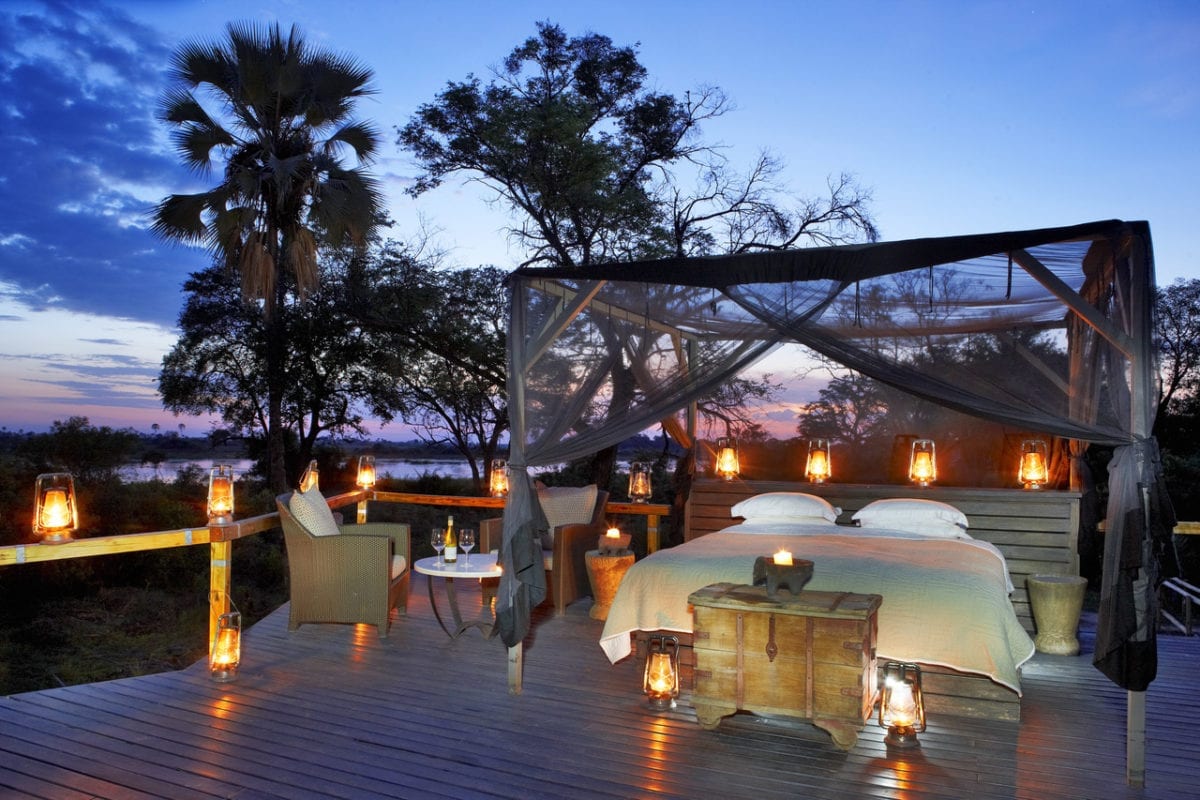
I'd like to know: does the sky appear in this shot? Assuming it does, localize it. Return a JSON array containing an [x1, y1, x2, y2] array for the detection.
[[0, 0, 1197, 438]]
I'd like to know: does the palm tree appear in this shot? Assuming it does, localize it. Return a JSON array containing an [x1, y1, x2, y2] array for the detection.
[[153, 22, 383, 492]]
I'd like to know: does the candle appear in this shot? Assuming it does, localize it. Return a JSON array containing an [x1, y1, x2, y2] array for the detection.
[[606, 527, 621, 538], [773, 549, 793, 566]]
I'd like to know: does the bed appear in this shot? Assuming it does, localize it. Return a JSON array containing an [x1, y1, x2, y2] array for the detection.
[[601, 482, 1081, 720]]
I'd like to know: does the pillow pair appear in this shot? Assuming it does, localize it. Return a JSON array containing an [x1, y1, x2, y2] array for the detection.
[[731, 492, 841, 525], [852, 498, 970, 539]]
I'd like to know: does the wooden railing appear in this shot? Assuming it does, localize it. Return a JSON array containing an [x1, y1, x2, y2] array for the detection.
[[0, 489, 671, 657]]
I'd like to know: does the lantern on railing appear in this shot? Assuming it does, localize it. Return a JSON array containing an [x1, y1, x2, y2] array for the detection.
[[908, 439, 936, 487], [1018, 439, 1049, 490], [878, 661, 926, 748], [489, 459, 509, 497], [207, 465, 235, 524], [209, 595, 242, 683], [33, 472, 78, 544], [356, 455, 376, 489], [805, 439, 831, 484], [714, 436, 740, 481], [644, 634, 680, 710], [299, 459, 319, 492], [628, 462, 652, 503]]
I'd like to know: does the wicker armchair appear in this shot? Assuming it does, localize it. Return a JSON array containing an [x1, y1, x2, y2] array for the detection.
[[276, 492, 410, 637], [481, 488, 609, 616]]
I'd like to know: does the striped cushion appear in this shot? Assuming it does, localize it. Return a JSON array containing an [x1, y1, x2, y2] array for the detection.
[[289, 487, 340, 537]]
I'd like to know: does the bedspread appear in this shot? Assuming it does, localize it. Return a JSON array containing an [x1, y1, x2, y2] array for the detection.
[[598, 528, 1035, 692]]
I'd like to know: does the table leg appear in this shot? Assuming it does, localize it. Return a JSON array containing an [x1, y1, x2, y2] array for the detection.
[[427, 574, 495, 639]]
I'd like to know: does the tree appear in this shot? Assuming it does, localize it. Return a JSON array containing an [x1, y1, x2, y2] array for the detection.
[[153, 23, 383, 492], [400, 21, 876, 480], [160, 262, 403, 482], [17, 417, 140, 484], [1155, 277, 1200, 419], [348, 245, 509, 491]]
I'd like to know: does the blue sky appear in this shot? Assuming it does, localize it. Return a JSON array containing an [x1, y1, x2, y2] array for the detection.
[[0, 0, 1197, 436]]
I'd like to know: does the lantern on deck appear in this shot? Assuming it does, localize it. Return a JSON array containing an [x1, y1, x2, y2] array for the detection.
[[489, 459, 509, 497], [908, 439, 936, 487], [714, 436, 740, 481], [878, 661, 926, 748], [209, 597, 242, 683], [33, 472, 78, 544], [805, 439, 831, 484], [628, 462, 652, 503], [207, 465, 235, 524], [644, 634, 680, 710], [356, 455, 376, 489], [299, 459, 319, 492], [1018, 439, 1049, 490]]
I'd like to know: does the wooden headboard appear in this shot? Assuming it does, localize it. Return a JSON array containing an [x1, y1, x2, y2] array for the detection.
[[684, 479, 1082, 632]]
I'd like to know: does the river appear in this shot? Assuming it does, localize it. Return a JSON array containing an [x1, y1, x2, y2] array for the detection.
[[122, 457, 476, 483]]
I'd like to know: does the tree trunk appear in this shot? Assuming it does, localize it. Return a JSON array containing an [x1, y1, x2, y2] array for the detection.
[[266, 286, 289, 494]]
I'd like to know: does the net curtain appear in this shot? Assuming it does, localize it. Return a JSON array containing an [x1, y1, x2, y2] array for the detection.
[[495, 219, 1171, 693]]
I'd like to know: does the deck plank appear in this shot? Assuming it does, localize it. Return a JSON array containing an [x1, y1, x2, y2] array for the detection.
[[0, 581, 1196, 800]]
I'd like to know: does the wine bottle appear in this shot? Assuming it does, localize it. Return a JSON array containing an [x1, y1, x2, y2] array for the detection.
[[443, 514, 457, 563]]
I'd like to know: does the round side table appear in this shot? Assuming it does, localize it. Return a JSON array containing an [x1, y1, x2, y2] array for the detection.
[[585, 549, 635, 621], [1027, 574, 1088, 655]]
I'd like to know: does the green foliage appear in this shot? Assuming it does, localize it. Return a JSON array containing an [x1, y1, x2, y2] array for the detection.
[[350, 250, 509, 492], [161, 261, 404, 486], [153, 22, 384, 493], [17, 416, 141, 482]]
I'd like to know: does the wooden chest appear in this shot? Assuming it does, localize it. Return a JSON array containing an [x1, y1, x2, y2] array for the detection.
[[688, 583, 881, 749]]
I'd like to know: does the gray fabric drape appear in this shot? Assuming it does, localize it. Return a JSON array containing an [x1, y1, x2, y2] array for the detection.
[[500, 219, 1171, 691]]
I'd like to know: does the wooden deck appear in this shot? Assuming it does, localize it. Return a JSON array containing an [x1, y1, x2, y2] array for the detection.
[[0, 580, 1196, 800]]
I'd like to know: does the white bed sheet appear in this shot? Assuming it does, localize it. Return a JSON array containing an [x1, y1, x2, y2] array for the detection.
[[598, 523, 1035, 692]]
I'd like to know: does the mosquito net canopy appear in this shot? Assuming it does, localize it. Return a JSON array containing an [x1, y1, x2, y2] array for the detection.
[[494, 218, 1171, 694]]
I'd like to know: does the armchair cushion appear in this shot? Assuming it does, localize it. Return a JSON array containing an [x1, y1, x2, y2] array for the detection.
[[536, 484, 599, 549], [289, 486, 340, 537]]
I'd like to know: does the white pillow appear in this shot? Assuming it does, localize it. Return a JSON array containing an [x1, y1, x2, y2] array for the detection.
[[289, 487, 341, 537], [730, 492, 841, 524], [852, 498, 970, 539]]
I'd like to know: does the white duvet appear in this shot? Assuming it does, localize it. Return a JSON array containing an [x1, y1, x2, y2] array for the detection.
[[599, 523, 1035, 692]]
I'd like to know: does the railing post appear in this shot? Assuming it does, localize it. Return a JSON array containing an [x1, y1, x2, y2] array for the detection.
[[209, 539, 231, 651], [647, 514, 660, 554]]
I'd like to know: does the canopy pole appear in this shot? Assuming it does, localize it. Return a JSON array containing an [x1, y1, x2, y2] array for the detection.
[[508, 643, 523, 695]]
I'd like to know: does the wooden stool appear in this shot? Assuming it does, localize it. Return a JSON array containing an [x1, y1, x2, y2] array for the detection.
[[585, 549, 635, 621], [1027, 574, 1088, 655]]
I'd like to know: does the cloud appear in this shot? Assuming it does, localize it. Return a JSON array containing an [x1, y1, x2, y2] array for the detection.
[[0, 2, 207, 327]]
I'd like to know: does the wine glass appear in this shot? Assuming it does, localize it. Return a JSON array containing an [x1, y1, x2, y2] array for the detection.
[[431, 528, 446, 566], [459, 529, 475, 566]]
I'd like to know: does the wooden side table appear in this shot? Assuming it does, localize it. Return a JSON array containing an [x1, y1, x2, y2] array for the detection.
[[584, 549, 635, 621]]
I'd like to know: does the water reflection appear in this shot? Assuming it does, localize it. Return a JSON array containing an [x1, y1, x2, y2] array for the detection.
[[122, 458, 476, 483]]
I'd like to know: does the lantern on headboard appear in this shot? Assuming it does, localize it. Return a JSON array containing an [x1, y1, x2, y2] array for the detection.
[[1018, 439, 1048, 490], [805, 439, 831, 483], [715, 436, 740, 481], [908, 439, 936, 487]]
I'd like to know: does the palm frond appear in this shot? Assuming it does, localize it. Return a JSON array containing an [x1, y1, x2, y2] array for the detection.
[[239, 230, 276, 307], [288, 227, 319, 299]]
